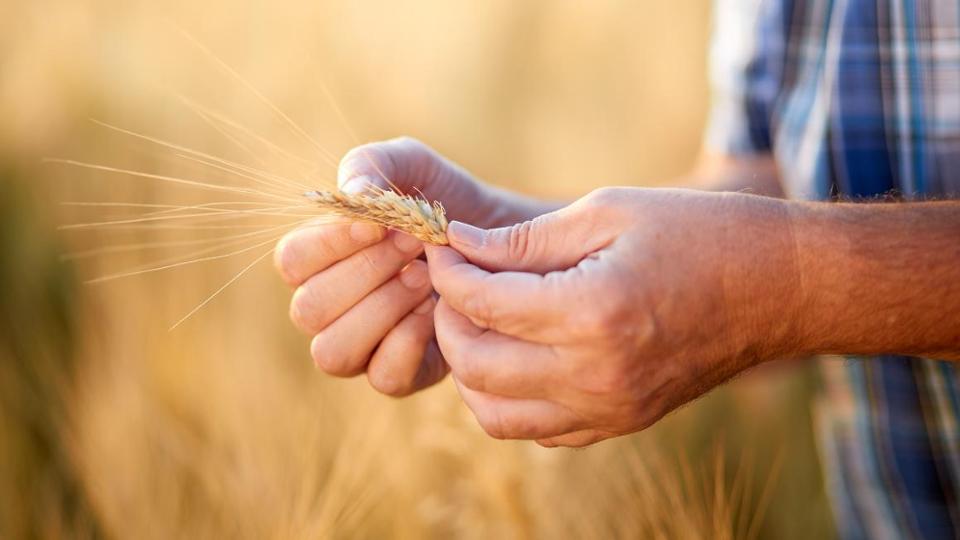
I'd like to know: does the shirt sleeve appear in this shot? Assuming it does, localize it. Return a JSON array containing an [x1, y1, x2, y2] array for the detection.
[[704, 0, 778, 156]]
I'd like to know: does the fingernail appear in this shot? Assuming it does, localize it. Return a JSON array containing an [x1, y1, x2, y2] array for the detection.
[[399, 262, 429, 289], [447, 221, 485, 248], [349, 222, 382, 243], [392, 231, 422, 253], [340, 175, 373, 195]]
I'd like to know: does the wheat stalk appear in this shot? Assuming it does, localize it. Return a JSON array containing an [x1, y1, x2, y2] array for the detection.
[[304, 189, 449, 245]]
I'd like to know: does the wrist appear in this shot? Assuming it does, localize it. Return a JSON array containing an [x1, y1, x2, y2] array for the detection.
[[481, 185, 565, 228], [719, 194, 809, 364], [789, 201, 905, 357]]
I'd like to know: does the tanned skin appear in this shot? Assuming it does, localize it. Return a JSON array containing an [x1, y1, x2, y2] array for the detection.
[[275, 139, 960, 447]]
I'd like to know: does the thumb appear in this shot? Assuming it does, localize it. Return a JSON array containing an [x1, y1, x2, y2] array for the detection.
[[443, 206, 615, 274]]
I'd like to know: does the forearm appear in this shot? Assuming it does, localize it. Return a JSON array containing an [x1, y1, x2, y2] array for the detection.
[[787, 201, 960, 360]]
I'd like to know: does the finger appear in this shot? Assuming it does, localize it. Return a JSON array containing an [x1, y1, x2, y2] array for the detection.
[[290, 230, 423, 334], [338, 137, 431, 194], [434, 298, 561, 399], [410, 339, 450, 393], [535, 430, 611, 449], [275, 221, 385, 287], [444, 200, 617, 274], [453, 379, 583, 440], [426, 244, 586, 342], [367, 297, 448, 397], [311, 260, 433, 376]]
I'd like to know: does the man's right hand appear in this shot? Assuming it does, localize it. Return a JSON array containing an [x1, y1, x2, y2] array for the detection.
[[274, 137, 554, 397]]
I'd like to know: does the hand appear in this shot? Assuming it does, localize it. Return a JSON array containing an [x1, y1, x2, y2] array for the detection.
[[425, 187, 804, 447], [274, 137, 556, 396]]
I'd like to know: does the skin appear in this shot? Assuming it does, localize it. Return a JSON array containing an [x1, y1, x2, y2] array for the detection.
[[275, 138, 960, 447], [274, 137, 559, 396]]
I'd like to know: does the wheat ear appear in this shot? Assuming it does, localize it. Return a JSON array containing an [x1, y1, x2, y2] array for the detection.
[[304, 189, 449, 245]]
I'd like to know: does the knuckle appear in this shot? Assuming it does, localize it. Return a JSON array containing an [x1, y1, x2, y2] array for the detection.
[[313, 225, 355, 264], [310, 334, 358, 377], [289, 286, 324, 334], [506, 221, 535, 262], [575, 292, 629, 338], [368, 366, 415, 398], [275, 226, 354, 287], [563, 435, 602, 449], [476, 406, 507, 440], [390, 135, 423, 150], [536, 439, 558, 449], [582, 186, 624, 208], [340, 142, 384, 170], [587, 364, 632, 396], [273, 236, 302, 286], [574, 187, 633, 220], [313, 227, 338, 256], [373, 379, 413, 398], [462, 288, 496, 329], [348, 136, 425, 175], [452, 350, 487, 392], [629, 404, 657, 431], [388, 136, 433, 164], [288, 293, 313, 334], [504, 415, 537, 439]]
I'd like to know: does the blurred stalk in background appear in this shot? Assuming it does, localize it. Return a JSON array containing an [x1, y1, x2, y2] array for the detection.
[[0, 168, 99, 537], [0, 0, 834, 537]]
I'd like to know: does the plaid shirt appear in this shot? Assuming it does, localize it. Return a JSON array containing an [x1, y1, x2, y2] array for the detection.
[[707, 0, 960, 537]]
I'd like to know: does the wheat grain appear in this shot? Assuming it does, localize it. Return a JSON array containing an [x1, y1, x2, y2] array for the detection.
[[304, 189, 449, 245]]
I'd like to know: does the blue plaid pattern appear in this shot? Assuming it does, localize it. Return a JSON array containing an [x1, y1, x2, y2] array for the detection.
[[707, 0, 960, 537]]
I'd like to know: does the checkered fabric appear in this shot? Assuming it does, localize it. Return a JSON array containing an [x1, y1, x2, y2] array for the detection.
[[707, 0, 960, 537]]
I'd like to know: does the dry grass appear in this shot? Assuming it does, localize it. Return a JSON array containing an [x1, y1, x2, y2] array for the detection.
[[0, 0, 835, 538]]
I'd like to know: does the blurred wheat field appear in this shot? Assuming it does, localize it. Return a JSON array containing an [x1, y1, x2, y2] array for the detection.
[[0, 0, 835, 538]]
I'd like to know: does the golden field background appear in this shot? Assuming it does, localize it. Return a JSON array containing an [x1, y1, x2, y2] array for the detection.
[[0, 0, 834, 537]]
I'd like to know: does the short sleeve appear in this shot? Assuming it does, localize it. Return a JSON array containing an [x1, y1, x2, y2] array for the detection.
[[704, 0, 779, 156]]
